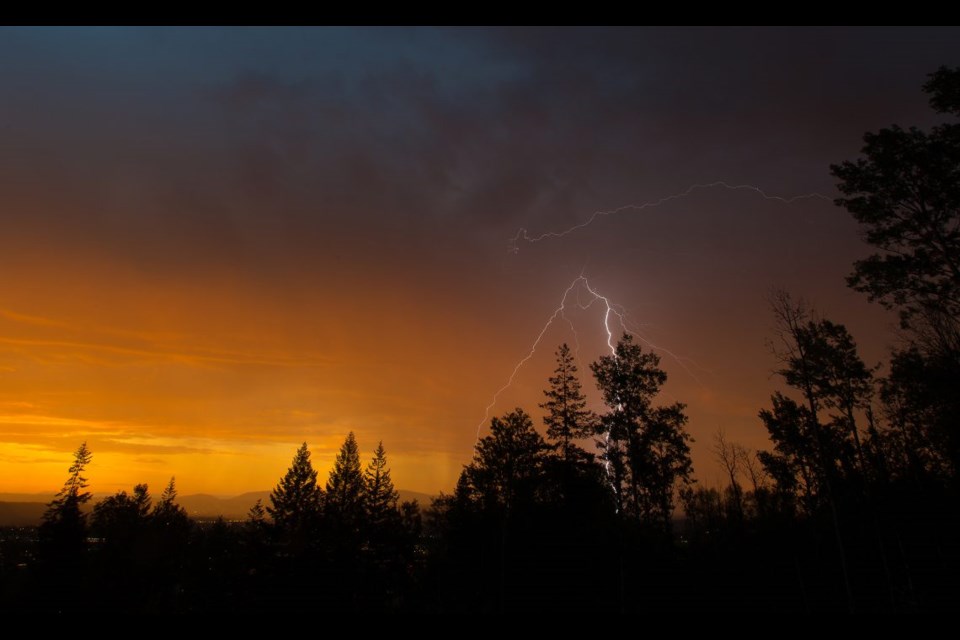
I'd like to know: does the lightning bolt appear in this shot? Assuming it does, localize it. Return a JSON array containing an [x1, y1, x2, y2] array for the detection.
[[508, 181, 831, 253], [478, 180, 827, 511], [475, 277, 586, 441], [475, 274, 700, 440]]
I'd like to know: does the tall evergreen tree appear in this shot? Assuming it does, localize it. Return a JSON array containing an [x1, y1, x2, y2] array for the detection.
[[326, 432, 365, 535], [39, 441, 93, 563], [268, 442, 323, 547], [591, 334, 692, 529], [541, 343, 597, 462], [361, 441, 405, 606], [149, 476, 192, 569], [462, 408, 551, 513], [364, 440, 399, 529], [152, 477, 189, 529]]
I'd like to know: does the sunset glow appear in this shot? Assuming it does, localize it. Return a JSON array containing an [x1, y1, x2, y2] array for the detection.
[[2, 27, 957, 498]]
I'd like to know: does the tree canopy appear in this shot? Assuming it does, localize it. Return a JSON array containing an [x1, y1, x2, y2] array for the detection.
[[831, 65, 960, 354], [591, 333, 693, 528]]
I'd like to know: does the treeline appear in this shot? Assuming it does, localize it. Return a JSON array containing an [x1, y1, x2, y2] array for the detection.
[[14, 434, 422, 613], [8, 331, 694, 612], [680, 289, 958, 612], [677, 65, 960, 612], [2, 67, 959, 614]]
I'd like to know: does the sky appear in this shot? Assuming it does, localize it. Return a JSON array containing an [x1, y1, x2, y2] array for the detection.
[[1, 26, 959, 496]]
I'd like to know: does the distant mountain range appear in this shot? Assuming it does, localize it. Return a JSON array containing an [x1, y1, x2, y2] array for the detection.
[[0, 490, 434, 526]]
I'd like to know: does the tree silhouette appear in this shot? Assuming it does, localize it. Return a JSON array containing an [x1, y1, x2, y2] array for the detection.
[[247, 499, 267, 532], [879, 347, 956, 480], [766, 292, 890, 487], [805, 320, 876, 476], [146, 476, 192, 593], [268, 442, 323, 550], [365, 441, 400, 531], [712, 428, 744, 520], [831, 66, 960, 355], [91, 483, 151, 546], [151, 477, 190, 533], [768, 291, 860, 480], [326, 432, 366, 537], [591, 334, 692, 530], [541, 343, 597, 463], [831, 65, 960, 486], [89, 483, 153, 606], [764, 291, 857, 610], [462, 408, 550, 513], [39, 442, 93, 564], [758, 393, 822, 513]]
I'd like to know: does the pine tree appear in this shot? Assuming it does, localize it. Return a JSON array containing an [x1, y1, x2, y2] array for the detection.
[[541, 343, 597, 461], [39, 442, 93, 563], [326, 432, 365, 535], [151, 476, 191, 542], [362, 441, 403, 602], [464, 408, 551, 512], [364, 441, 399, 529], [132, 483, 151, 516], [45, 441, 93, 517], [268, 442, 323, 546], [591, 334, 692, 528], [155, 477, 176, 508], [153, 477, 185, 516]]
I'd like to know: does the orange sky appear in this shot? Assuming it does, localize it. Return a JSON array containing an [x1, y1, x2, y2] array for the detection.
[[0, 208, 892, 496], [0, 256, 481, 494], [3, 27, 955, 497]]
